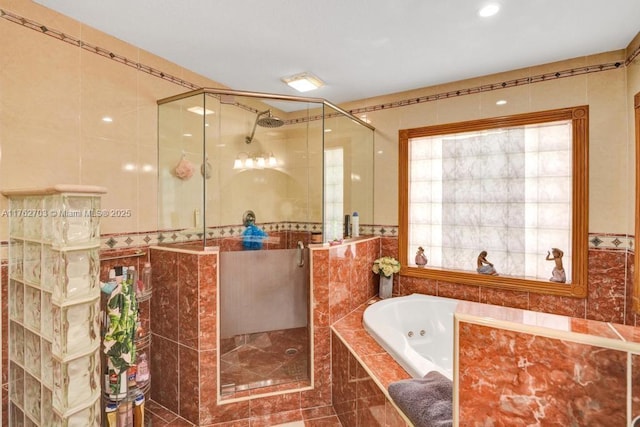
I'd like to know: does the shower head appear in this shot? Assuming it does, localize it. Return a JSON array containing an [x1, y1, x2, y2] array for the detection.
[[257, 115, 284, 128], [246, 110, 284, 144]]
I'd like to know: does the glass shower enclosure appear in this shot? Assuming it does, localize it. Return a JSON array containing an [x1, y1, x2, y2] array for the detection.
[[157, 88, 374, 397]]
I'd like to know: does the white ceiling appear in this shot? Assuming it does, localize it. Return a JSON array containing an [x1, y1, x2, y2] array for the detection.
[[33, 0, 640, 105]]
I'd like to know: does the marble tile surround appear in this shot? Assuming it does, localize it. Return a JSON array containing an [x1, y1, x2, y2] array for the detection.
[[0, 232, 637, 425], [332, 295, 640, 426], [145, 236, 380, 426], [455, 302, 640, 425]]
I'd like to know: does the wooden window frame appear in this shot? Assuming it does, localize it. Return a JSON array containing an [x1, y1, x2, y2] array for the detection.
[[399, 106, 589, 297]]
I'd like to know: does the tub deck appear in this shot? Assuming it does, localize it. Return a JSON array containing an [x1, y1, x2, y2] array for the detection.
[[330, 298, 414, 425]]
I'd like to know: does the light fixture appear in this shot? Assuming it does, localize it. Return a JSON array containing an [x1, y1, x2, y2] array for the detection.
[[496, 99, 507, 105], [102, 116, 113, 123], [282, 72, 324, 92], [478, 3, 500, 17], [233, 152, 279, 170], [187, 106, 215, 116]]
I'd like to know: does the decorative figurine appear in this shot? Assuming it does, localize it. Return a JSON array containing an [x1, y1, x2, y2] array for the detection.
[[415, 246, 428, 267], [476, 250, 498, 275], [546, 248, 566, 283]]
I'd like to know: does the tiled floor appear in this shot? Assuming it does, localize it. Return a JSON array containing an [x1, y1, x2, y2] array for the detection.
[[145, 399, 343, 426], [219, 327, 310, 393]]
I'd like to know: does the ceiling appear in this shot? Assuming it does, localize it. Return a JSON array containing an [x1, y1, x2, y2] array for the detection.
[[33, 0, 640, 106]]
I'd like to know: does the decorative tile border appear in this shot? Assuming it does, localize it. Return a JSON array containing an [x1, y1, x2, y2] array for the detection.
[[0, 229, 630, 256], [588, 233, 634, 250], [2, 7, 639, 126]]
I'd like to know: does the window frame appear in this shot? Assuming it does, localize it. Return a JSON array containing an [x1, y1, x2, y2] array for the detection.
[[398, 106, 589, 297]]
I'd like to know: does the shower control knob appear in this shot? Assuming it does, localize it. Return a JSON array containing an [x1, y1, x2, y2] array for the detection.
[[407, 331, 414, 337], [420, 330, 426, 336]]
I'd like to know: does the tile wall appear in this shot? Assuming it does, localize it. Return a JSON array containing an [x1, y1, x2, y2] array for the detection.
[[144, 235, 380, 425], [455, 302, 640, 424]]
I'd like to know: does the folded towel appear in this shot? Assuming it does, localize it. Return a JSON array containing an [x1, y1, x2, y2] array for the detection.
[[242, 224, 267, 250], [388, 371, 453, 427]]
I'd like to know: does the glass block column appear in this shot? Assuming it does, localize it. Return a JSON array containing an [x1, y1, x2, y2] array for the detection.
[[3, 185, 106, 427]]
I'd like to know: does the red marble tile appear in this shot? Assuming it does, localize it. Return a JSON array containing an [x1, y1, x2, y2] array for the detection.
[[205, 399, 250, 425], [249, 408, 302, 427], [303, 415, 343, 426], [570, 318, 620, 339], [334, 329, 385, 357], [312, 250, 330, 328], [177, 252, 199, 348], [587, 250, 627, 323], [301, 405, 337, 420], [437, 280, 480, 301], [362, 353, 411, 389], [529, 292, 586, 318], [331, 333, 357, 405], [329, 247, 352, 285], [609, 322, 640, 343], [385, 399, 409, 427], [249, 392, 301, 417], [624, 251, 635, 326], [397, 275, 437, 297], [210, 419, 251, 427], [198, 253, 217, 351], [329, 279, 351, 324], [151, 335, 180, 414], [479, 286, 529, 309], [151, 248, 180, 342], [350, 267, 372, 311], [178, 345, 200, 424], [458, 322, 627, 425], [333, 303, 368, 332], [380, 237, 398, 260]]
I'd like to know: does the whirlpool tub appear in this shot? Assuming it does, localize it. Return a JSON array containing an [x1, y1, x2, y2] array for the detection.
[[363, 294, 457, 380]]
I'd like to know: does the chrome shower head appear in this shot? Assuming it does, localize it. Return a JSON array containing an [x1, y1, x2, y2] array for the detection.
[[246, 110, 284, 144]]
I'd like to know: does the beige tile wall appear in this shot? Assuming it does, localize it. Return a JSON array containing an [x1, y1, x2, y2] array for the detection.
[[0, 1, 638, 242]]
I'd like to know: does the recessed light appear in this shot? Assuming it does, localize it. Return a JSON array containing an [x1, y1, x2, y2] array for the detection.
[[282, 72, 324, 92], [478, 3, 500, 17], [183, 133, 192, 137], [102, 116, 113, 123], [496, 99, 507, 105]]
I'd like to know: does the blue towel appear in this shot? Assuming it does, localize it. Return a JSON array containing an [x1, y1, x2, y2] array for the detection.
[[242, 224, 267, 250]]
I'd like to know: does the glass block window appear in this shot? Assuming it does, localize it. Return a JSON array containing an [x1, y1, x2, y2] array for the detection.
[[399, 106, 588, 296], [324, 148, 344, 241], [408, 120, 572, 281]]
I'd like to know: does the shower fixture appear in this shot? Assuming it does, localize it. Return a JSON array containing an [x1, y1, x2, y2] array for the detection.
[[245, 110, 284, 144]]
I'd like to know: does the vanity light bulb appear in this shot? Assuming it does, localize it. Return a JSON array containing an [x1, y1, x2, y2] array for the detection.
[[245, 158, 254, 169], [256, 156, 266, 168], [268, 155, 277, 167], [233, 159, 243, 169]]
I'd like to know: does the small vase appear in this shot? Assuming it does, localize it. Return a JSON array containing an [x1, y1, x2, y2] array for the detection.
[[379, 274, 393, 299]]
